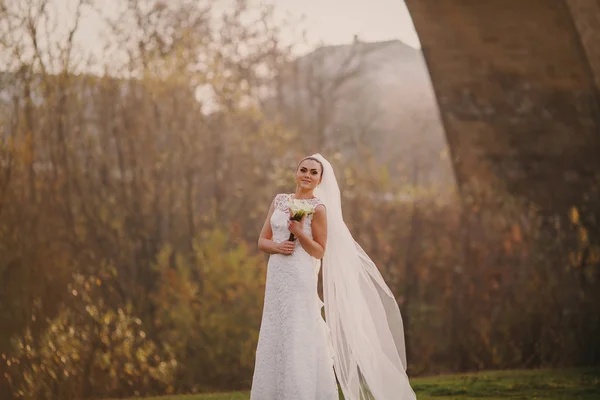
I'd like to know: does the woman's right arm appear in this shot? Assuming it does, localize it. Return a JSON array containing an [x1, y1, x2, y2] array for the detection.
[[258, 198, 294, 255]]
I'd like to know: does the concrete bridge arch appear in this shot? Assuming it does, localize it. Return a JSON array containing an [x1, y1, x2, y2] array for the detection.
[[405, 0, 600, 212]]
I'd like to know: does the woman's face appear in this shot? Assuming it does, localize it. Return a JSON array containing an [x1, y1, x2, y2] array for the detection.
[[295, 159, 322, 191]]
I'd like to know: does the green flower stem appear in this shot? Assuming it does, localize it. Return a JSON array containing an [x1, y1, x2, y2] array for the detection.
[[288, 213, 305, 241]]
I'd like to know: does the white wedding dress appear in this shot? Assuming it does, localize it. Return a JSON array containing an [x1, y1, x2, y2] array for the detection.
[[250, 193, 339, 400]]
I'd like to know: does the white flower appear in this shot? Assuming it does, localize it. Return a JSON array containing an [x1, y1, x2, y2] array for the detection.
[[288, 198, 316, 220]]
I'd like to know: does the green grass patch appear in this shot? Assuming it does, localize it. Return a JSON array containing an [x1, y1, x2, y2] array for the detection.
[[412, 368, 600, 399], [124, 368, 600, 400]]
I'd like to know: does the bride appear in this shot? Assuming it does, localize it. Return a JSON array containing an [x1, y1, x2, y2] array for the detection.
[[250, 154, 417, 400]]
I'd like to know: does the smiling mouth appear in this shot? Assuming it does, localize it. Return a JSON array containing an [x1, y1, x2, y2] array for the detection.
[[302, 180, 310, 183]]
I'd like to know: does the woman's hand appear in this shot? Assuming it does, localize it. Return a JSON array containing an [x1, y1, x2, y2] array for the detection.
[[276, 240, 296, 255], [288, 215, 306, 239]]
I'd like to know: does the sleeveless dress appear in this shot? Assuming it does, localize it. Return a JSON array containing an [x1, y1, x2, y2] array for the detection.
[[250, 193, 339, 400]]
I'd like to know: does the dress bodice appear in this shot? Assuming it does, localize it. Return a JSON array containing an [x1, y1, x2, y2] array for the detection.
[[270, 194, 324, 244]]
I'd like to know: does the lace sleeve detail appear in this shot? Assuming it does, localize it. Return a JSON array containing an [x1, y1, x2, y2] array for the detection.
[[273, 193, 291, 212], [312, 197, 325, 210]]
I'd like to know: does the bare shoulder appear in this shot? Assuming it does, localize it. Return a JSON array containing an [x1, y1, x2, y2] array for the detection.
[[313, 202, 326, 219]]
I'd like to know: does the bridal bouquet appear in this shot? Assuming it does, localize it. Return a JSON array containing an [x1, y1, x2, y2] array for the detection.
[[288, 198, 316, 241]]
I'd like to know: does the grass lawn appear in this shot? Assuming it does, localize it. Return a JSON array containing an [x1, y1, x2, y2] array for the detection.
[[125, 367, 600, 400]]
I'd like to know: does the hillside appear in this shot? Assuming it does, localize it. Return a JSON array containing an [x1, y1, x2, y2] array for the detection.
[[277, 40, 454, 187]]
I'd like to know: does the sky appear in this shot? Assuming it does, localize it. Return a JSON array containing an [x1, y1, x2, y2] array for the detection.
[[69, 0, 420, 59], [28, 0, 420, 76], [270, 0, 420, 49]]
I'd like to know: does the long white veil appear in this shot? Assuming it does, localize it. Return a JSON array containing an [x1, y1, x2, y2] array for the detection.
[[312, 154, 416, 400]]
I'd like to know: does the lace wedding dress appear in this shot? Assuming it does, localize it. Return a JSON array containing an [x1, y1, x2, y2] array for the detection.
[[250, 193, 339, 400]]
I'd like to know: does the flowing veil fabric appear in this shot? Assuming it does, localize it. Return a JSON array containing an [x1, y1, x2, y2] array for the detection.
[[312, 154, 417, 400]]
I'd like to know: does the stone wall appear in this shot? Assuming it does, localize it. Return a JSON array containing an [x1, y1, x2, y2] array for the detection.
[[405, 0, 600, 211]]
